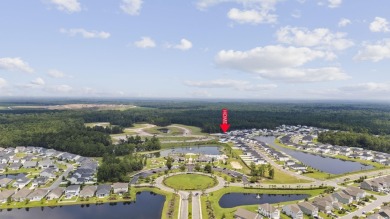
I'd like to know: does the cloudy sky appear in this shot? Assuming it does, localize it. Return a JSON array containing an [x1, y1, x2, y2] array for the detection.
[[1, 0, 390, 100]]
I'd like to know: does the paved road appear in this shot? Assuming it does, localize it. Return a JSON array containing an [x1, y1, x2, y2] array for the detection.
[[340, 193, 390, 219], [179, 191, 189, 219], [192, 192, 202, 219], [49, 162, 73, 190]]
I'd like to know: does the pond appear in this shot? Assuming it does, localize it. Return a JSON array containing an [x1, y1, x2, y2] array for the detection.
[[219, 193, 309, 208], [0, 192, 164, 219], [256, 136, 374, 174], [157, 145, 222, 157]]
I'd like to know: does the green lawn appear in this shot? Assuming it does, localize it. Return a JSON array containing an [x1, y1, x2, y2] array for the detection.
[[84, 122, 111, 127], [163, 174, 217, 190]]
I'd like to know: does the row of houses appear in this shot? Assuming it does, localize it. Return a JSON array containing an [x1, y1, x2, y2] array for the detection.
[[233, 141, 267, 166], [0, 183, 129, 203], [360, 175, 390, 193]]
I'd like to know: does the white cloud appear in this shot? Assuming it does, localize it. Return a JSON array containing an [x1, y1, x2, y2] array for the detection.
[[276, 26, 354, 50], [48, 69, 68, 78], [167, 39, 193, 50], [120, 0, 143, 16], [369, 17, 390, 33], [340, 82, 390, 92], [227, 8, 277, 24], [215, 45, 349, 82], [184, 79, 277, 91], [291, 10, 301, 19], [31, 78, 45, 86], [0, 78, 7, 89], [328, 0, 342, 8], [197, 0, 280, 25], [338, 18, 351, 27], [60, 28, 111, 39], [216, 45, 328, 70], [134, 37, 156, 48], [354, 39, 390, 62], [0, 57, 34, 73], [48, 0, 81, 13]]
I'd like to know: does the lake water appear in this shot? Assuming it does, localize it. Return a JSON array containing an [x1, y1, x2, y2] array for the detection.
[[219, 193, 309, 208], [158, 145, 222, 157], [0, 192, 164, 219], [256, 136, 374, 174]]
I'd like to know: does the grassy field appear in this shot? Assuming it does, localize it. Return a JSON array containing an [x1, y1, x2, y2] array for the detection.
[[84, 122, 111, 128], [201, 186, 326, 219], [263, 168, 312, 184], [171, 124, 205, 135], [163, 174, 217, 190], [144, 126, 183, 136]]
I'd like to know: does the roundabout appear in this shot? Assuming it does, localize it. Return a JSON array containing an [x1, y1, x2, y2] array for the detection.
[[163, 173, 218, 190]]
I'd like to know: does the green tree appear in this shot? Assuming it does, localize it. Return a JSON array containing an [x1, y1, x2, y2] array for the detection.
[[166, 157, 173, 170]]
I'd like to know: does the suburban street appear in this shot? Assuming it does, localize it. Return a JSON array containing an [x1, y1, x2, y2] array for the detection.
[[49, 162, 74, 190], [340, 194, 390, 219], [179, 191, 189, 219], [192, 193, 202, 219]]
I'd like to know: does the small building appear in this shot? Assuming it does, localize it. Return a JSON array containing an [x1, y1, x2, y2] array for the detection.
[[332, 192, 353, 204], [12, 188, 32, 202], [32, 176, 50, 187], [12, 176, 31, 189], [0, 178, 13, 188], [282, 204, 303, 219], [46, 187, 64, 200], [312, 200, 333, 214], [297, 202, 318, 217], [27, 189, 49, 201], [0, 190, 15, 203], [23, 161, 37, 169], [96, 184, 111, 198], [65, 185, 80, 199], [258, 203, 280, 219], [342, 186, 366, 201], [79, 185, 97, 198], [234, 208, 262, 219], [112, 183, 129, 195]]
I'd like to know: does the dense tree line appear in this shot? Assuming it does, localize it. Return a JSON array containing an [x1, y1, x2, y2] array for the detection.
[[97, 153, 144, 182], [2, 101, 390, 155], [318, 131, 390, 153]]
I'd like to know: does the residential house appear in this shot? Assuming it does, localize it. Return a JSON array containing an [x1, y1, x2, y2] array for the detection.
[[47, 187, 64, 200], [38, 159, 54, 169], [282, 204, 303, 219], [112, 183, 128, 195], [12, 188, 32, 202], [40, 168, 57, 179], [0, 178, 12, 188], [65, 185, 80, 199], [23, 161, 37, 169], [0, 190, 15, 203], [32, 176, 49, 187], [332, 192, 353, 204], [361, 180, 383, 192], [297, 202, 318, 217], [290, 164, 307, 171], [12, 176, 31, 189], [342, 187, 366, 201], [234, 208, 262, 219], [9, 162, 21, 171], [258, 203, 280, 219], [79, 185, 97, 198], [96, 184, 111, 198], [0, 163, 6, 172], [27, 189, 49, 201], [312, 200, 333, 214]]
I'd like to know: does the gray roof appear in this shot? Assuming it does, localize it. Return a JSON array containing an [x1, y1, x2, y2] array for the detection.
[[234, 208, 261, 219]]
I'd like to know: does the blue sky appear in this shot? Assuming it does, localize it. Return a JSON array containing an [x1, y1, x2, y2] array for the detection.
[[1, 0, 390, 100]]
